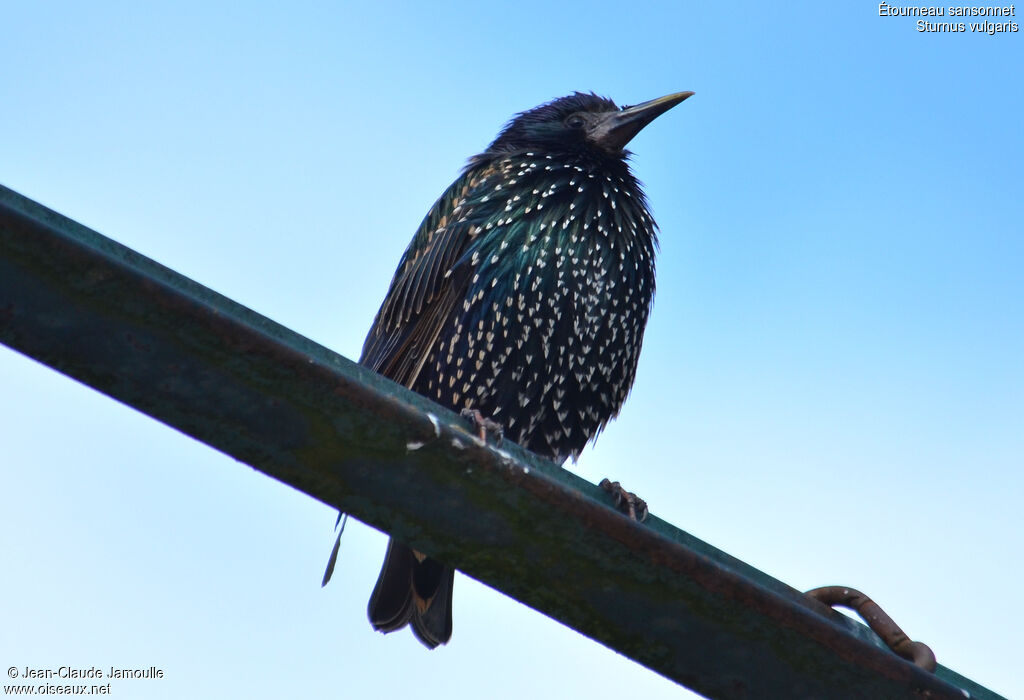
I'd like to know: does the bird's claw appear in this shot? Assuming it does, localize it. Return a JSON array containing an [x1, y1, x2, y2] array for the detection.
[[460, 408, 504, 443], [599, 479, 649, 522]]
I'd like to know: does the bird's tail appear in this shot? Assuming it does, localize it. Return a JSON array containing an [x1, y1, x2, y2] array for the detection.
[[368, 538, 454, 649]]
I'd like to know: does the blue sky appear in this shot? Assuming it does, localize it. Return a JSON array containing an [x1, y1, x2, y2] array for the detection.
[[2, 2, 1021, 698]]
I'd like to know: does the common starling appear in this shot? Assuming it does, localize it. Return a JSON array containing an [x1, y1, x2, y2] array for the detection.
[[337, 90, 691, 649]]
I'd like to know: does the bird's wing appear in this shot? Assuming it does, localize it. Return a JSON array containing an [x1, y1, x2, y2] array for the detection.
[[359, 165, 498, 388]]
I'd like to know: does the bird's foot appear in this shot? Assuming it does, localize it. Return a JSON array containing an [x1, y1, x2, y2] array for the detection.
[[460, 408, 504, 444], [599, 479, 649, 522]]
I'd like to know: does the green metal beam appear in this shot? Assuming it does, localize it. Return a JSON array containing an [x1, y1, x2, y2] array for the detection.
[[0, 183, 1003, 700]]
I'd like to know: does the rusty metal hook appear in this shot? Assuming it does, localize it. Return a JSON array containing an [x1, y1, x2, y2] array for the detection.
[[805, 586, 937, 672]]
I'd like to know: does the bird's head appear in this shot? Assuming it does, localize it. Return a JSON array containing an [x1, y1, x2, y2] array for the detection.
[[486, 91, 693, 158]]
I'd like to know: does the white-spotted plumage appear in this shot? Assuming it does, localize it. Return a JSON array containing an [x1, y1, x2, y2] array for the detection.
[[402, 152, 657, 462]]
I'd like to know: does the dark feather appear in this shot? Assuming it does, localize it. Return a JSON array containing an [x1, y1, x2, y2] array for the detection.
[[320, 513, 348, 587], [367, 540, 453, 649]]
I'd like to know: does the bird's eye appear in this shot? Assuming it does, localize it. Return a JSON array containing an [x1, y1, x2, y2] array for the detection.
[[565, 114, 586, 129]]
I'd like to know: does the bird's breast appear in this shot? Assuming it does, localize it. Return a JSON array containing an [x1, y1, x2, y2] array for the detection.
[[417, 157, 658, 462]]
